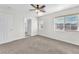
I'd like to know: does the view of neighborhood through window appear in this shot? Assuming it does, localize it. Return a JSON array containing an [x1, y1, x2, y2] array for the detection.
[[54, 15, 78, 31]]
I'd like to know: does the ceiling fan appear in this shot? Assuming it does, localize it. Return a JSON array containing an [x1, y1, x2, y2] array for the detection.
[[30, 4, 46, 13]]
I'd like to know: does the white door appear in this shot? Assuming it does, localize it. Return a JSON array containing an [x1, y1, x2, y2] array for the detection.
[[7, 15, 15, 40], [0, 14, 9, 43], [27, 19, 31, 36], [0, 14, 15, 43]]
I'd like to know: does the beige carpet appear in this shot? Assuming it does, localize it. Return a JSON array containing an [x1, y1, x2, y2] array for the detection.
[[0, 35, 79, 54]]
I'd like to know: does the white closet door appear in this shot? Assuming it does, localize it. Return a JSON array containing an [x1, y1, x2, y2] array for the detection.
[[0, 14, 8, 42], [7, 15, 15, 41], [0, 14, 15, 43]]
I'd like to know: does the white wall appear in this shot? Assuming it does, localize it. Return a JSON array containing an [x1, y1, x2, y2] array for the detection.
[[0, 9, 25, 44], [38, 6, 79, 45]]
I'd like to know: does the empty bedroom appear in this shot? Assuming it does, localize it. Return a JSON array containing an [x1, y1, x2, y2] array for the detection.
[[0, 4, 79, 54]]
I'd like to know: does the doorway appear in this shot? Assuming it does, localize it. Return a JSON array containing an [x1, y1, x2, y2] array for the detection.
[[25, 19, 31, 37]]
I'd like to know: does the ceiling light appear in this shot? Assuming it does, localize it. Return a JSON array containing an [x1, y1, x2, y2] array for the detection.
[[37, 11, 44, 16], [35, 9, 40, 13]]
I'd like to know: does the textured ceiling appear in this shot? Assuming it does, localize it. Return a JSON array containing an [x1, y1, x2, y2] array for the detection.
[[0, 4, 78, 16]]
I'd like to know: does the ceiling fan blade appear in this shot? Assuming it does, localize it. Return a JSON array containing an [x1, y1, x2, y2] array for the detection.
[[29, 9, 36, 11], [40, 5, 45, 9], [40, 10, 46, 12], [30, 4, 37, 9]]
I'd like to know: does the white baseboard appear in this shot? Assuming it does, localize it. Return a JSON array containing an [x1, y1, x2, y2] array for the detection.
[[0, 35, 25, 45]]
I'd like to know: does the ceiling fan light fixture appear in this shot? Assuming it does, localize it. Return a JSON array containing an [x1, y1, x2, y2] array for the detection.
[[35, 9, 40, 13], [30, 4, 46, 13], [37, 11, 44, 16]]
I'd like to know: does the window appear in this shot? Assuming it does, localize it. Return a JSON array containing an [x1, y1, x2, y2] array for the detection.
[[65, 16, 78, 31], [54, 17, 64, 31], [54, 15, 78, 31]]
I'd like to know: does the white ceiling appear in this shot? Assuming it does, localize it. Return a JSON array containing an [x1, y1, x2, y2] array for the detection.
[[0, 4, 79, 17]]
